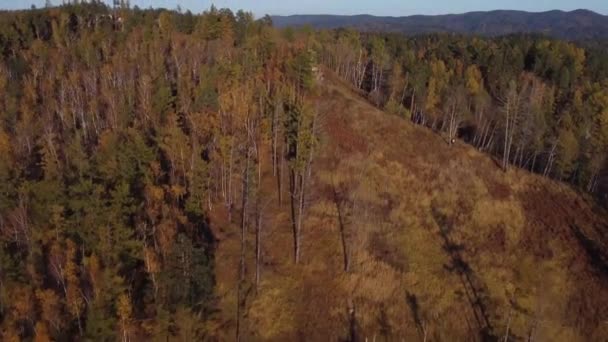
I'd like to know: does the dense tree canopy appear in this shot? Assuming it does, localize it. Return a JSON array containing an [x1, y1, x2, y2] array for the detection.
[[0, 2, 319, 340], [0, 2, 607, 340]]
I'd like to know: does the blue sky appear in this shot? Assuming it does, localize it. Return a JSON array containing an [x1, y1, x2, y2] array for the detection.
[[1, 0, 607, 16]]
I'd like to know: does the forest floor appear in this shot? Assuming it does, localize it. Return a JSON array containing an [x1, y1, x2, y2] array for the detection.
[[207, 69, 608, 341]]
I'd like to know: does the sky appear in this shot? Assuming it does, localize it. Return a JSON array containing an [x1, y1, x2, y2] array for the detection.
[[1, 0, 607, 16]]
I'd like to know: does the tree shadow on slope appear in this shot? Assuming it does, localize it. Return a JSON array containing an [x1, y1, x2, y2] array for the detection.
[[570, 222, 608, 279], [431, 206, 497, 341], [406, 291, 430, 340]]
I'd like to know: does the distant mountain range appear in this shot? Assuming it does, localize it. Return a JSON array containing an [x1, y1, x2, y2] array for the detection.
[[271, 9, 608, 40]]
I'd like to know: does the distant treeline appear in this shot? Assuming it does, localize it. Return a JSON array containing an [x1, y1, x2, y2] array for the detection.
[[272, 10, 608, 41]]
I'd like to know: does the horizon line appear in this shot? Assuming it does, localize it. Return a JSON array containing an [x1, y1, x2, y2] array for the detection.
[[269, 8, 606, 18], [0, 4, 606, 17]]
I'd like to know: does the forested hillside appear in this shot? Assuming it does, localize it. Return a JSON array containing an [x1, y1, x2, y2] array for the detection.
[[0, 2, 607, 341], [316, 29, 608, 199], [0, 2, 319, 340], [272, 9, 608, 40]]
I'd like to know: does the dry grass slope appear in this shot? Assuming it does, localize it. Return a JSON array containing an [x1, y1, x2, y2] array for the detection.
[[208, 70, 608, 341]]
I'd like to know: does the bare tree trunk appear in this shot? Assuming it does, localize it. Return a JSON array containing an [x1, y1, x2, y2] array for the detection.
[[279, 143, 286, 206], [295, 173, 305, 264], [476, 121, 487, 149], [348, 302, 357, 342], [289, 169, 299, 264], [587, 172, 599, 193], [356, 50, 366, 89], [448, 103, 459, 145], [422, 323, 428, 342], [481, 121, 492, 150], [228, 141, 235, 222], [503, 106, 511, 172], [272, 103, 278, 177], [513, 144, 522, 167], [236, 147, 251, 342], [440, 112, 448, 132], [372, 63, 378, 93], [543, 141, 558, 177], [377, 66, 384, 106], [255, 209, 262, 290], [240, 149, 251, 278], [76, 311, 83, 336], [410, 92, 416, 122], [483, 123, 497, 152], [290, 107, 319, 265], [503, 308, 512, 342], [356, 50, 363, 87], [400, 72, 410, 105]]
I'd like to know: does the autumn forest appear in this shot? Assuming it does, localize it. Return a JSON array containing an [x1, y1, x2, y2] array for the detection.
[[1, 1, 608, 341]]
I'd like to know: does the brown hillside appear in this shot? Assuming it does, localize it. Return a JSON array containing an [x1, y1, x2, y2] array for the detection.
[[208, 70, 608, 341]]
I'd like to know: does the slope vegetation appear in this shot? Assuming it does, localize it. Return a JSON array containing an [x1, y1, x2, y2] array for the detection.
[[209, 70, 608, 341]]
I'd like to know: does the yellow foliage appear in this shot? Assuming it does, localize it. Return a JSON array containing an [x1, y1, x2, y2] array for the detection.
[[145, 185, 165, 203], [117, 293, 132, 323], [33, 322, 51, 342], [86, 254, 103, 300], [472, 199, 524, 246], [248, 281, 297, 339], [35, 289, 61, 329], [12, 287, 34, 320], [173, 307, 206, 340], [143, 246, 161, 274], [465, 65, 484, 96], [117, 293, 133, 341], [170, 184, 187, 199]]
